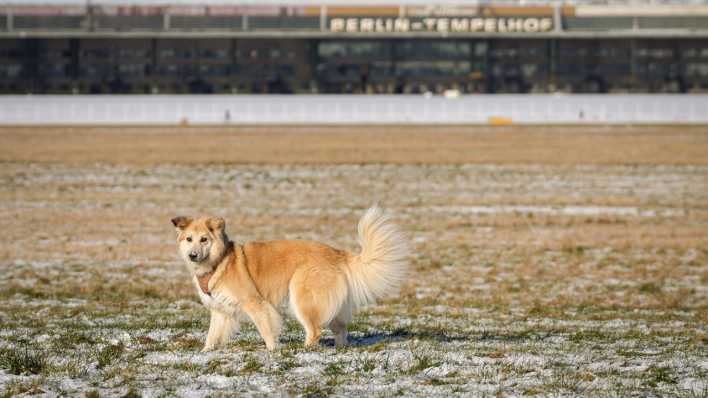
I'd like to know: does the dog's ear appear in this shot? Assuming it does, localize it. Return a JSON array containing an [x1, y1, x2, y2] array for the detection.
[[171, 216, 192, 231], [206, 217, 225, 233]]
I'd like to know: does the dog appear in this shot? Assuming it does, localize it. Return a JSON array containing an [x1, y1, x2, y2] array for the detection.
[[171, 205, 408, 351]]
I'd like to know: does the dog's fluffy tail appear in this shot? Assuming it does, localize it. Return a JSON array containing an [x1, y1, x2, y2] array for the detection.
[[345, 205, 409, 309]]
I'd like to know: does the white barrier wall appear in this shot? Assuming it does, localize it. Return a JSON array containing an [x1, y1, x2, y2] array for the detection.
[[1, 94, 707, 125]]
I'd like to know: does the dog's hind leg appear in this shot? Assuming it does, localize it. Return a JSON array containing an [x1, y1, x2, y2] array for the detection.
[[290, 286, 332, 348], [289, 291, 322, 347], [289, 284, 320, 347], [242, 300, 281, 350], [301, 314, 322, 348], [330, 303, 352, 347], [289, 266, 347, 348]]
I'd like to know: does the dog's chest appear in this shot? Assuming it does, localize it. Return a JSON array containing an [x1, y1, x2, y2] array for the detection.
[[196, 286, 239, 314]]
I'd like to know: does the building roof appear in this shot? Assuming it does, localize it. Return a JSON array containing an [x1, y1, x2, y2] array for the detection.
[[3, 0, 708, 38], [2, 0, 708, 5]]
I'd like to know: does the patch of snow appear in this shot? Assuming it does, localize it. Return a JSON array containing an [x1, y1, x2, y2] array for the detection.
[[680, 377, 708, 395], [424, 205, 682, 218], [196, 374, 236, 389]]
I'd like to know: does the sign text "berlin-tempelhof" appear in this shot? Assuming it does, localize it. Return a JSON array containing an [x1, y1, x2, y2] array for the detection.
[[330, 17, 554, 34]]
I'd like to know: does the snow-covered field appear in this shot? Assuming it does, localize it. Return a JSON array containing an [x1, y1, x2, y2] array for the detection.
[[0, 162, 706, 397]]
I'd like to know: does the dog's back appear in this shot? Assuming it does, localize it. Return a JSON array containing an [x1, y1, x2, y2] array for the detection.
[[242, 239, 350, 306]]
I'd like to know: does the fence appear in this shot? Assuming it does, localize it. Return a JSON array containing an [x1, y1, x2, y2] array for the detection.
[[1, 94, 707, 125]]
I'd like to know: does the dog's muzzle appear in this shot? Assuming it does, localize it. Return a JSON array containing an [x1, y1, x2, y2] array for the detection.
[[189, 252, 199, 262]]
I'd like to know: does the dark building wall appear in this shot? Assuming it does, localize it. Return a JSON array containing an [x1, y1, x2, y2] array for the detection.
[[1, 37, 707, 94]]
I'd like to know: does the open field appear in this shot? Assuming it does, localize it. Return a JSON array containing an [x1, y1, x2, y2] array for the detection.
[[0, 126, 707, 397], [2, 125, 708, 165]]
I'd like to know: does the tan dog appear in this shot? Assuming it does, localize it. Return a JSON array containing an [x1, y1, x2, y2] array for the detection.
[[171, 206, 408, 351]]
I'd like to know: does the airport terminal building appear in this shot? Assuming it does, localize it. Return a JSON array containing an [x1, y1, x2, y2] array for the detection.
[[1, 0, 708, 94]]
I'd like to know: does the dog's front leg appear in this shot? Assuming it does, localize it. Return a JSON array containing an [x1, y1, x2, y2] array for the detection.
[[218, 310, 242, 346], [202, 309, 229, 352], [242, 300, 282, 351]]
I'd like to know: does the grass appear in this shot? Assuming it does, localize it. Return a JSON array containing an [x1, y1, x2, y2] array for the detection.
[[407, 354, 441, 375], [647, 366, 678, 387], [322, 360, 346, 377], [52, 330, 96, 350], [299, 381, 334, 398], [0, 345, 47, 376], [0, 378, 46, 398], [240, 355, 262, 373], [359, 357, 377, 373], [0, 131, 706, 396], [97, 343, 125, 369]]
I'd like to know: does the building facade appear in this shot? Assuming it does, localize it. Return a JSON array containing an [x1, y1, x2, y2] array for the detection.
[[1, 2, 708, 94]]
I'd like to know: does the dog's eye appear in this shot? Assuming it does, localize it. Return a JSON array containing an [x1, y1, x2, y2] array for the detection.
[[200, 237, 208, 243], [186, 237, 192, 242]]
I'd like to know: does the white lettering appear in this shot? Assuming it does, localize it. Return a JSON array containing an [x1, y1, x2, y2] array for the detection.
[[346, 18, 358, 33], [330, 18, 344, 32], [329, 17, 553, 34], [523, 18, 540, 32], [450, 18, 468, 32], [437, 18, 449, 32], [394, 18, 410, 32], [470, 18, 484, 32], [484, 18, 496, 32], [511, 19, 524, 32], [385, 18, 394, 32], [360, 18, 374, 32]]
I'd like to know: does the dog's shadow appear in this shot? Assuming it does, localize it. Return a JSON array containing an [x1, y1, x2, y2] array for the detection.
[[318, 328, 469, 348], [317, 328, 552, 348], [276, 327, 549, 349]]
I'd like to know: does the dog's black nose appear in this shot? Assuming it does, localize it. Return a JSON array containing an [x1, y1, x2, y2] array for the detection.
[[189, 253, 198, 261]]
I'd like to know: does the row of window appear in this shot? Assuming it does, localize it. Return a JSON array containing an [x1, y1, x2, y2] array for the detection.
[[317, 42, 708, 60], [4, 40, 708, 62], [2, 78, 704, 95], [0, 47, 297, 61], [4, 60, 708, 81]]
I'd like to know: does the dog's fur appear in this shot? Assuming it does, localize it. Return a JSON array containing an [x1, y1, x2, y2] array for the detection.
[[171, 205, 408, 351]]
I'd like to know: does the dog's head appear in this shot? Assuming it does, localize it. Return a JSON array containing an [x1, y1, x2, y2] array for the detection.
[[171, 216, 228, 272]]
